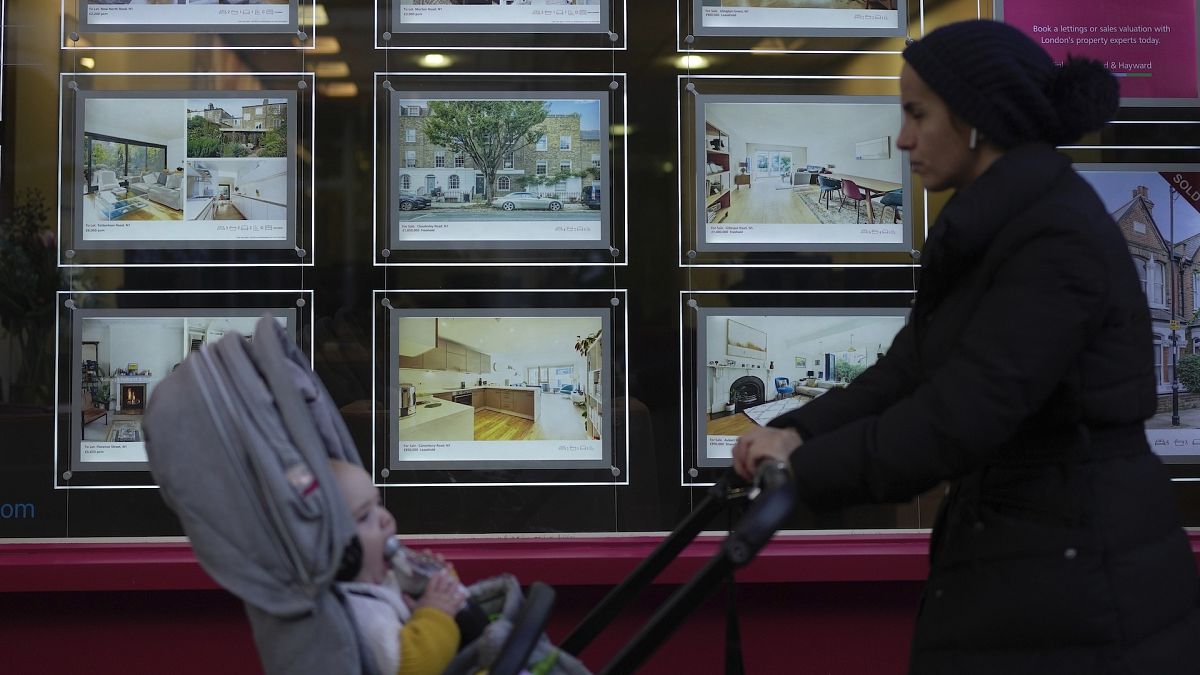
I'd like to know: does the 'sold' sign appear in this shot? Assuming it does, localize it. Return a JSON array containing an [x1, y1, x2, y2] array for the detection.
[[1161, 172, 1200, 218]]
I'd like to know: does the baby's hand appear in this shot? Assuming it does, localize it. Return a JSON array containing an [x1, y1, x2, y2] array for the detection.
[[414, 570, 467, 616]]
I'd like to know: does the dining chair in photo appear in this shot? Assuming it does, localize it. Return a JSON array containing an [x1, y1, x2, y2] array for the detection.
[[839, 179, 868, 223], [876, 189, 903, 224], [817, 176, 843, 209]]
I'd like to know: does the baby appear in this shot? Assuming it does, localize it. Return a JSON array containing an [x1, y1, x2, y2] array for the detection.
[[331, 460, 468, 675]]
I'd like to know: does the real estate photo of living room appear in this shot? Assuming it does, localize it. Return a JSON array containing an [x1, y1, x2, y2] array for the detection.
[[699, 311, 905, 461], [394, 313, 606, 464], [699, 96, 907, 248], [76, 313, 287, 465], [81, 97, 187, 229]]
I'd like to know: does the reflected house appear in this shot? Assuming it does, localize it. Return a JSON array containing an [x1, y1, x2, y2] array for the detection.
[[396, 101, 601, 203], [1111, 185, 1200, 397]]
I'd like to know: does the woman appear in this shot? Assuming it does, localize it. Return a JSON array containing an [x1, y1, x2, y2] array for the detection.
[[732, 20, 1200, 673]]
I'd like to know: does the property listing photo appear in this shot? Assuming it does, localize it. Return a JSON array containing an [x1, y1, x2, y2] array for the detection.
[[700, 97, 906, 247], [396, 315, 604, 444], [392, 95, 605, 243], [702, 0, 897, 8], [701, 313, 905, 454], [185, 158, 288, 224], [82, 97, 187, 224], [78, 315, 283, 463], [186, 98, 288, 160], [1079, 167, 1200, 456]]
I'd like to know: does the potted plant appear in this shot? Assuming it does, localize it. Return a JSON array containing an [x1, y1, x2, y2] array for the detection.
[[574, 329, 601, 356], [0, 190, 61, 404]]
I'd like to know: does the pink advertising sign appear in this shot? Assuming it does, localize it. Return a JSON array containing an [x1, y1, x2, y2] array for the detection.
[[1000, 0, 1199, 100]]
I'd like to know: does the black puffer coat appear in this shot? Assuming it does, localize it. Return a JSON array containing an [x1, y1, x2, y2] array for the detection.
[[768, 144, 1200, 673]]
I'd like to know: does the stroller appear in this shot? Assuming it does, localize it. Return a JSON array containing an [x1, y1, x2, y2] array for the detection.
[[143, 316, 796, 675]]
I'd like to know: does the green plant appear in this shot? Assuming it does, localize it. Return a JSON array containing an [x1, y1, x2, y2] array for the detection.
[[1178, 353, 1200, 393], [421, 100, 549, 203], [0, 190, 60, 403], [574, 329, 601, 356], [834, 361, 868, 383]]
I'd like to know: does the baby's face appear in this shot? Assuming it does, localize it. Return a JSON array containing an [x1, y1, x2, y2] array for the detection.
[[333, 463, 396, 584]]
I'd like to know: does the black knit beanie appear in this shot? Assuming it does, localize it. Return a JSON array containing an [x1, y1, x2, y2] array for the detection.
[[902, 20, 1119, 148]]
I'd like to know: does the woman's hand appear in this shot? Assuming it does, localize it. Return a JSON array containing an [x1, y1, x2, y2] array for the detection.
[[731, 426, 803, 481], [410, 570, 468, 616]]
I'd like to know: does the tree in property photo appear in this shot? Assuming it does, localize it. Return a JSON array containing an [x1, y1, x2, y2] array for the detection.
[[420, 100, 549, 203], [260, 121, 288, 158], [1178, 353, 1200, 394]]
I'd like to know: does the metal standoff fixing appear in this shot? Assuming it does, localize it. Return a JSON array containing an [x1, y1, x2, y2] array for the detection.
[[610, 466, 621, 477], [382, 80, 394, 91], [610, 296, 620, 307], [68, 80, 79, 91], [685, 83, 697, 93], [687, 467, 699, 478], [63, 471, 73, 481], [686, 249, 697, 258], [64, 249, 76, 259], [69, 32, 80, 42], [296, 30, 309, 42], [64, 298, 77, 310], [381, 297, 394, 309], [295, 247, 307, 258], [608, 31, 618, 42], [382, 31, 393, 41], [910, 249, 921, 260], [684, 34, 695, 44], [686, 298, 699, 309], [297, 80, 308, 90], [609, 246, 620, 257], [381, 468, 391, 478], [905, 36, 916, 46], [295, 297, 307, 308], [609, 80, 619, 90], [381, 248, 392, 258]]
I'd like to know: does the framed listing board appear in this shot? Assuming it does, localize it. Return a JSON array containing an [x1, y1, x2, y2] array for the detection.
[[1076, 162, 1200, 463], [59, 73, 314, 266], [374, 289, 628, 486]]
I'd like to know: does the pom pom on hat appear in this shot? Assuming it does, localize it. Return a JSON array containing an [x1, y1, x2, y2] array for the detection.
[[902, 20, 1117, 147]]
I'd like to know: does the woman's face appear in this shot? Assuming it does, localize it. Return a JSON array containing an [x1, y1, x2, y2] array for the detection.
[[896, 63, 988, 193]]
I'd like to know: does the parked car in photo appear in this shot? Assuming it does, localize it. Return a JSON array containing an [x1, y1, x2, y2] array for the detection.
[[582, 185, 601, 210], [490, 191, 563, 211], [398, 190, 432, 211]]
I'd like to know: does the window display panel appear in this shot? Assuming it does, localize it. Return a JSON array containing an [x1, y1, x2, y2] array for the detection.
[[997, 0, 1200, 104], [692, 306, 906, 467], [76, 0, 299, 34], [389, 92, 608, 250], [376, 74, 626, 265], [692, 93, 912, 254], [392, 0, 608, 33], [376, 290, 627, 486], [59, 74, 313, 266], [59, 293, 309, 487], [691, 0, 907, 37], [1077, 163, 1200, 462]]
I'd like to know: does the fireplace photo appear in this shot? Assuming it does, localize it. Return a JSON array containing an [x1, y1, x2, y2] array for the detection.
[[119, 383, 147, 414], [729, 375, 765, 413]]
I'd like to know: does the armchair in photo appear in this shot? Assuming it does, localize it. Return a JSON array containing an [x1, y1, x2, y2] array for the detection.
[[91, 169, 119, 193]]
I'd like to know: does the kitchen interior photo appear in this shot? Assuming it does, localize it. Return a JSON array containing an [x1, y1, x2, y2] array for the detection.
[[185, 159, 288, 222], [704, 101, 903, 226], [397, 316, 603, 443], [705, 314, 904, 437]]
